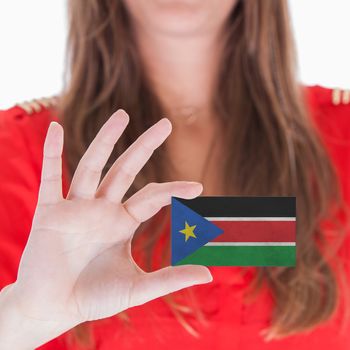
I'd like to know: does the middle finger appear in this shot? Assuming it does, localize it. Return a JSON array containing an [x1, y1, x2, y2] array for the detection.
[[66, 109, 129, 200], [96, 118, 172, 203]]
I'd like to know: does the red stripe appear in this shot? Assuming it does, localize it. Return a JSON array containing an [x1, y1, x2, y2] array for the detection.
[[210, 221, 296, 242]]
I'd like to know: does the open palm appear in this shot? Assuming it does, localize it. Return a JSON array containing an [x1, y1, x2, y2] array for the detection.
[[10, 110, 212, 345]]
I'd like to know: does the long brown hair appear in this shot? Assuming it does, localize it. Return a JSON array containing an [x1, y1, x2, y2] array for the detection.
[[58, 0, 348, 347]]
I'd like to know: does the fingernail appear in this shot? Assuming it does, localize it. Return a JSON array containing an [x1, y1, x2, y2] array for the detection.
[[199, 274, 213, 284], [112, 110, 129, 123], [188, 182, 203, 193], [187, 181, 202, 186], [48, 121, 62, 138], [205, 271, 213, 283], [195, 267, 213, 284], [49, 121, 59, 129], [158, 118, 172, 131]]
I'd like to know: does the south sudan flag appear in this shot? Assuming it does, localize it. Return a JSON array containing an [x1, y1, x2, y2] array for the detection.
[[171, 196, 296, 266]]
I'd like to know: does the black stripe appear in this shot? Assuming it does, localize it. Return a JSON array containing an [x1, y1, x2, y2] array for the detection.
[[174, 196, 296, 217]]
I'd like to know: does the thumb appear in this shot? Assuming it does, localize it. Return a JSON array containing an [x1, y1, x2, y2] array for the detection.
[[129, 265, 213, 307]]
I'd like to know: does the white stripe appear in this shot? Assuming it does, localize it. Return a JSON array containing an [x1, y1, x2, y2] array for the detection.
[[204, 242, 296, 247], [205, 217, 295, 221]]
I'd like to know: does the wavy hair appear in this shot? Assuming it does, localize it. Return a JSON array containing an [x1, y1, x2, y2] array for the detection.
[[57, 0, 348, 348]]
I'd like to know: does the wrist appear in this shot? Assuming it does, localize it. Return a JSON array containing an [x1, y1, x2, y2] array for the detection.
[[0, 282, 76, 349]]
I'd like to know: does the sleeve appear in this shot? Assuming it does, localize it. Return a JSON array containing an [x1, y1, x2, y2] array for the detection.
[[0, 111, 41, 290]]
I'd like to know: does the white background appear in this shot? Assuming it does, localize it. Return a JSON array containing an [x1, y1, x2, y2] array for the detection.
[[0, 0, 349, 109]]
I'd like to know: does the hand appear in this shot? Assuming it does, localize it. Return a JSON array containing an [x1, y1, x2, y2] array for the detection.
[[0, 110, 212, 349]]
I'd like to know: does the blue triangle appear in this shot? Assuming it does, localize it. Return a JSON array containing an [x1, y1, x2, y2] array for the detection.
[[171, 197, 224, 265]]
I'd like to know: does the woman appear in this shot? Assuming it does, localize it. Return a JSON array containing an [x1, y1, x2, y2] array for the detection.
[[0, 0, 349, 349]]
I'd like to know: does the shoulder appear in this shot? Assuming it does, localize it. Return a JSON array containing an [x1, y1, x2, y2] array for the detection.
[[302, 84, 350, 158], [302, 84, 350, 139], [303, 84, 350, 109], [0, 96, 62, 186], [0, 95, 60, 133], [0, 96, 60, 157], [303, 84, 350, 201]]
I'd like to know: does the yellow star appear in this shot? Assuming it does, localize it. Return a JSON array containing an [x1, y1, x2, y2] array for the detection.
[[179, 221, 197, 242]]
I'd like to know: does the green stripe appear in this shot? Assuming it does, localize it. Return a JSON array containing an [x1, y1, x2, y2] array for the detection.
[[174, 246, 296, 266]]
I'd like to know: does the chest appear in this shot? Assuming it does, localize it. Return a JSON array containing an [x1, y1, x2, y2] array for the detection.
[[164, 123, 227, 195]]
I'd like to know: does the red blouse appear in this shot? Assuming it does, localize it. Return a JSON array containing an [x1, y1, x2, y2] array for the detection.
[[0, 85, 349, 349]]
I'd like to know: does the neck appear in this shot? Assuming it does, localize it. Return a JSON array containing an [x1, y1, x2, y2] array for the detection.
[[133, 27, 224, 125]]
